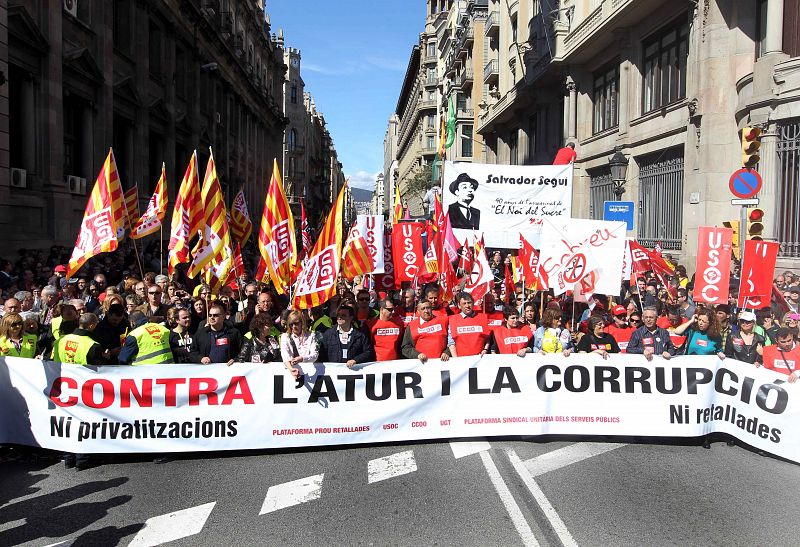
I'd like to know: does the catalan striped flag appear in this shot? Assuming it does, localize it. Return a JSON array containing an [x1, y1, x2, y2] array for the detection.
[[293, 183, 346, 309], [67, 148, 126, 278], [131, 163, 168, 239], [392, 183, 403, 225], [168, 151, 203, 276], [188, 149, 232, 281], [256, 159, 297, 294], [341, 226, 375, 281], [229, 188, 253, 245], [123, 184, 140, 230]]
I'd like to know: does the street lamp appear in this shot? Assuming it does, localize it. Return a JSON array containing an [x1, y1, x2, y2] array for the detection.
[[608, 147, 629, 198]]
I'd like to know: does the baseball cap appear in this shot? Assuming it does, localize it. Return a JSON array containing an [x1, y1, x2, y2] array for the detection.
[[54, 265, 67, 273], [612, 305, 627, 316], [738, 310, 756, 322]]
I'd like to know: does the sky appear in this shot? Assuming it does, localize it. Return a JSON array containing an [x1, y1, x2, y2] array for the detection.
[[268, 0, 424, 191]]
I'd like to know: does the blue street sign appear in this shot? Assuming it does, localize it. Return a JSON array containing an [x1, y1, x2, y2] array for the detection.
[[603, 201, 635, 230]]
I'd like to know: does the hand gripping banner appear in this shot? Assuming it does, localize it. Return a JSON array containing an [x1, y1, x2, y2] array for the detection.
[[1, 355, 799, 461]]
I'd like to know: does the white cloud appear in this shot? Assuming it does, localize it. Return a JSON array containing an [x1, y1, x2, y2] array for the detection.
[[345, 170, 382, 191]]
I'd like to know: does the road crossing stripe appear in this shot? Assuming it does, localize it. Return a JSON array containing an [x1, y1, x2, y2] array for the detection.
[[523, 442, 625, 477], [259, 473, 324, 514], [449, 440, 491, 459], [367, 450, 418, 484], [128, 501, 216, 547], [479, 451, 540, 547], [508, 449, 578, 547]]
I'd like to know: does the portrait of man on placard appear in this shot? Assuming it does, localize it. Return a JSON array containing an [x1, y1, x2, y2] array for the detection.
[[447, 173, 481, 230]]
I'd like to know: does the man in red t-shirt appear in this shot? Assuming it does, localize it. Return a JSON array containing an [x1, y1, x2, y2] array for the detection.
[[604, 305, 635, 352], [395, 288, 417, 326], [367, 299, 405, 361], [762, 328, 800, 382], [553, 142, 577, 165]]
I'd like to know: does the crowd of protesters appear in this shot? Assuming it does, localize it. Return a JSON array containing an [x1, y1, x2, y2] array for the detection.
[[0, 242, 797, 378], [0, 241, 799, 466]]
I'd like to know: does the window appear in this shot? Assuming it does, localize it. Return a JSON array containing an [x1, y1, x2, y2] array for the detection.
[[508, 129, 518, 165], [755, 0, 768, 58], [638, 148, 684, 249], [175, 48, 188, 98], [588, 167, 613, 220], [777, 120, 800, 257], [462, 125, 473, 158], [426, 135, 435, 150], [288, 128, 297, 151], [427, 42, 436, 58], [149, 21, 162, 79], [642, 17, 689, 113], [593, 62, 619, 133], [63, 94, 85, 177], [427, 114, 435, 129], [291, 84, 297, 104], [511, 16, 518, 43], [456, 93, 467, 111], [527, 114, 537, 163], [427, 90, 436, 101], [427, 67, 437, 84], [113, 0, 132, 54]]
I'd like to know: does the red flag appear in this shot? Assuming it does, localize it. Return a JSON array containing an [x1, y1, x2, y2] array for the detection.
[[437, 233, 458, 302], [771, 283, 791, 315], [458, 238, 474, 280], [130, 163, 168, 239], [341, 225, 376, 280], [693, 227, 733, 304], [738, 241, 780, 308], [441, 212, 460, 262], [374, 231, 396, 291], [293, 184, 346, 309], [392, 222, 426, 284], [519, 234, 548, 290]]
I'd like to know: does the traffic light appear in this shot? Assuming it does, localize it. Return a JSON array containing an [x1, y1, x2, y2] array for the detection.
[[747, 208, 765, 241], [741, 126, 762, 168], [723, 220, 740, 259]]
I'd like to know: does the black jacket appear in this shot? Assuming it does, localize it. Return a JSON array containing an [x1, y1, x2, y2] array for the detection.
[[318, 327, 374, 364], [189, 324, 244, 363]]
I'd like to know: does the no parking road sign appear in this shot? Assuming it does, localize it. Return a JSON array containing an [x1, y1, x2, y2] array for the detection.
[[729, 168, 762, 199]]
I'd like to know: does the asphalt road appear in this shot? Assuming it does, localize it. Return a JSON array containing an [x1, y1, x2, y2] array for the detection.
[[1, 437, 799, 546]]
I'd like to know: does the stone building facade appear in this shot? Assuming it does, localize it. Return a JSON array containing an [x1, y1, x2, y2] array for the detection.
[[392, 0, 800, 270], [2, 0, 289, 254]]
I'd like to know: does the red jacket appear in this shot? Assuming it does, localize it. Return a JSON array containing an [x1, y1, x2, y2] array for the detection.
[[763, 344, 800, 375]]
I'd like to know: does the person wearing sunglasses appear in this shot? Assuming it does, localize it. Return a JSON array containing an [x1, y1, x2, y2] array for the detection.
[[724, 310, 765, 365], [281, 311, 319, 379], [189, 302, 243, 366], [136, 284, 169, 323], [366, 299, 405, 361], [604, 305, 634, 353], [0, 312, 37, 358], [237, 312, 281, 364]]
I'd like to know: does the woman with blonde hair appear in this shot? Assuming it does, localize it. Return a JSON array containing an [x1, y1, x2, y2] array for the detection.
[[280, 310, 319, 379], [0, 312, 38, 358], [101, 294, 126, 318]]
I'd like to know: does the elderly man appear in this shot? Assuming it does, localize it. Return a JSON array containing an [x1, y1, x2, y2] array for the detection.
[[626, 306, 676, 362], [14, 291, 34, 313], [39, 285, 60, 328], [447, 173, 481, 230], [3, 297, 20, 316], [401, 300, 450, 363]]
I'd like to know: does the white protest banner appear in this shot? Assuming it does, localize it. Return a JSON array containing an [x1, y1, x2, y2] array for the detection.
[[1, 356, 798, 462], [355, 215, 385, 274], [441, 161, 572, 249], [539, 218, 627, 296]]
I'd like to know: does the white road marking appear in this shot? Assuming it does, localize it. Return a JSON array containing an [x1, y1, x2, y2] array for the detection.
[[449, 440, 491, 459], [128, 501, 216, 547], [508, 449, 578, 547], [42, 541, 73, 547], [479, 451, 540, 547], [523, 442, 625, 477], [259, 473, 325, 514], [367, 450, 418, 484]]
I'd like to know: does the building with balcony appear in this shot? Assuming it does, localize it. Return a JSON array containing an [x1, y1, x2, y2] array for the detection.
[[468, 0, 800, 269], [370, 173, 385, 216], [382, 114, 399, 217], [2, 0, 287, 253]]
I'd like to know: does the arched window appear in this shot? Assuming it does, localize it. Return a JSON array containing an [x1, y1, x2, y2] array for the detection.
[[288, 128, 297, 151]]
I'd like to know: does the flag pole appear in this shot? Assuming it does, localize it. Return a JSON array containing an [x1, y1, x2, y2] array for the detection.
[[131, 236, 145, 280], [160, 224, 164, 276]]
